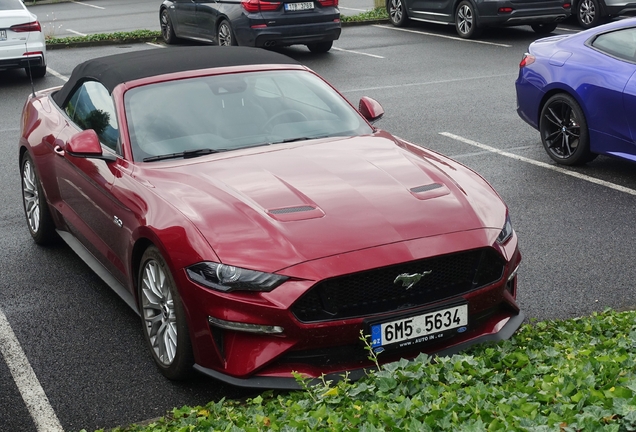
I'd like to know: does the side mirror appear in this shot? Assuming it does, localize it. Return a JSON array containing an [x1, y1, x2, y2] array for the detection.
[[65, 129, 116, 161], [358, 97, 384, 123]]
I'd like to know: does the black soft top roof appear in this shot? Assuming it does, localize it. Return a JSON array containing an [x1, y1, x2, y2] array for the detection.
[[53, 46, 300, 106]]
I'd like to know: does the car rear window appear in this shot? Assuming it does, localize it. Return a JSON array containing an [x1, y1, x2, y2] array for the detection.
[[0, 0, 25, 10], [591, 27, 636, 62]]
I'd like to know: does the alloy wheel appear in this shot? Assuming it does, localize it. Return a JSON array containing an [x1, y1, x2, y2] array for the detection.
[[161, 11, 170, 40], [457, 5, 474, 36], [218, 23, 233, 46], [579, 0, 595, 26], [22, 159, 40, 234], [389, 0, 403, 23], [141, 259, 177, 366], [542, 100, 581, 159]]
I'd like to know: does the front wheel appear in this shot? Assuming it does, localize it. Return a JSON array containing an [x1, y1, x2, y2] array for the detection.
[[307, 41, 333, 53], [539, 93, 597, 165], [387, 0, 409, 27], [21, 153, 56, 245], [576, 0, 602, 28], [139, 246, 194, 380], [531, 23, 558, 34], [160, 9, 179, 44], [217, 20, 237, 46], [455, 1, 481, 39]]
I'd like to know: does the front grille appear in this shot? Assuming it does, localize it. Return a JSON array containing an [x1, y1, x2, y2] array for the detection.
[[291, 248, 505, 322]]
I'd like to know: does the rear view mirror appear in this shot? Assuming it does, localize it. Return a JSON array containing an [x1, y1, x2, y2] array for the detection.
[[66, 129, 116, 161], [358, 97, 384, 123]]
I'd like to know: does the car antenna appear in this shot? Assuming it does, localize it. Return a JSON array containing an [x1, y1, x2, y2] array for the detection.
[[24, 40, 36, 98]]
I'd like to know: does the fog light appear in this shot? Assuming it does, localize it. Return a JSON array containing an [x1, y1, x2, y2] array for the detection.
[[208, 316, 284, 334]]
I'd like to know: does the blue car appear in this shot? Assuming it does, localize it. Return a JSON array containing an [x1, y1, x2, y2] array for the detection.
[[516, 18, 636, 165]]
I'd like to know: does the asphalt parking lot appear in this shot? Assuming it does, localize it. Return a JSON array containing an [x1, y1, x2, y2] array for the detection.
[[3, 4, 636, 431]]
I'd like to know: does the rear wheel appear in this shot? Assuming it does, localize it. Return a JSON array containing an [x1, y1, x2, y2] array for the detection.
[[217, 20, 237, 46], [455, 1, 481, 39], [539, 93, 597, 165], [160, 8, 179, 44], [25, 65, 46, 78], [388, 0, 409, 27], [139, 246, 193, 380], [21, 153, 56, 245], [531, 23, 558, 34], [307, 41, 333, 53], [577, 0, 602, 28]]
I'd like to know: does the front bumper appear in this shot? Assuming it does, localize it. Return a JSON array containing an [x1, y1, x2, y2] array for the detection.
[[180, 228, 522, 389]]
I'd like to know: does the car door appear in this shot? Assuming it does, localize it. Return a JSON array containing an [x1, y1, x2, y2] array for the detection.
[[174, 0, 200, 36], [54, 81, 129, 285], [196, 0, 221, 42]]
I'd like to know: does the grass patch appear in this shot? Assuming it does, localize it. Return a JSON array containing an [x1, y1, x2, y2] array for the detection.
[[46, 30, 161, 47], [87, 309, 636, 432], [341, 7, 389, 22]]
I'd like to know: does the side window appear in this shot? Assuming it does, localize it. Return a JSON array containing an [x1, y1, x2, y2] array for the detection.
[[591, 28, 636, 62], [64, 81, 120, 153]]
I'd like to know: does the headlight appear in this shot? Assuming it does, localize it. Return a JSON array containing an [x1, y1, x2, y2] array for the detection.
[[186, 262, 288, 292], [497, 213, 514, 244]]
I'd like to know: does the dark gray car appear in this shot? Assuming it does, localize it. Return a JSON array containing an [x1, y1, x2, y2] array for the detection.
[[387, 0, 571, 38], [160, 0, 341, 52]]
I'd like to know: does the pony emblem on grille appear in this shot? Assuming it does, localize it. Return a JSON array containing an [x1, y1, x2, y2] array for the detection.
[[394, 271, 432, 290]]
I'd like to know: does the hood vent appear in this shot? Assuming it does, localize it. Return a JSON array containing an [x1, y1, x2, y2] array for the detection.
[[410, 183, 443, 193], [269, 206, 316, 215]]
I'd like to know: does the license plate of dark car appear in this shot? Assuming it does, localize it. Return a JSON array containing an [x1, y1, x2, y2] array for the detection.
[[0, 30, 6, 41], [284, 2, 314, 10], [370, 304, 468, 350]]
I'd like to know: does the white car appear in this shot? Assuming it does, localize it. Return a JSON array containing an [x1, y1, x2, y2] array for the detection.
[[0, 0, 46, 78]]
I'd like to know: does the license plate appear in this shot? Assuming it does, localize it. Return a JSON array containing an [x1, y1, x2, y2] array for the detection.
[[0, 30, 6, 41], [284, 1, 314, 11], [370, 304, 468, 350]]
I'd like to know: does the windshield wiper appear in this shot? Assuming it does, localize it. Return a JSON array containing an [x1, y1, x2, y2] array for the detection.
[[143, 148, 222, 162], [272, 135, 330, 145]]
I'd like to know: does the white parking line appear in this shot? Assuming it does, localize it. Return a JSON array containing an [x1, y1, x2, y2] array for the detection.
[[66, 29, 87, 36], [46, 68, 68, 82], [373, 24, 512, 47], [441, 132, 636, 196], [332, 46, 384, 58], [70, 0, 105, 9], [340, 6, 370, 11], [342, 72, 514, 93], [0, 309, 64, 432], [146, 42, 165, 48]]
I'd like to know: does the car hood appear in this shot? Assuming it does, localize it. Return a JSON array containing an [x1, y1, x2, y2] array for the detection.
[[137, 132, 506, 272]]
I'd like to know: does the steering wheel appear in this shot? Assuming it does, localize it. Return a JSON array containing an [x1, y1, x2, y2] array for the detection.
[[264, 110, 309, 132]]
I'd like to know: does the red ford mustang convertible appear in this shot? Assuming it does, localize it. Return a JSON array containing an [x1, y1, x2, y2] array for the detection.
[[18, 46, 523, 388]]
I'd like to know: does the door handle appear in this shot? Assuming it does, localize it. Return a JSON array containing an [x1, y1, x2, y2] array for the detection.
[[53, 145, 65, 156]]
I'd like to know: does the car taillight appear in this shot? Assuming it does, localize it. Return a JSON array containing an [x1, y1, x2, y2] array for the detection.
[[241, 0, 281, 12], [10, 21, 42, 33], [317, 0, 338, 6], [519, 53, 535, 68]]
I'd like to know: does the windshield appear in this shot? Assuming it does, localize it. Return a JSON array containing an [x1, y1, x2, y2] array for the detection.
[[124, 70, 374, 162]]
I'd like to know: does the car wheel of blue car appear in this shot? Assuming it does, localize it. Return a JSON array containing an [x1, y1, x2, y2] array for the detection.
[[540, 93, 597, 165], [139, 246, 194, 380], [388, 0, 408, 27], [218, 20, 238, 46], [455, 1, 481, 39], [576, 0, 602, 29]]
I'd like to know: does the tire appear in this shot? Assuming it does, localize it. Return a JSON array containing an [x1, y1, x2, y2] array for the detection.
[[21, 153, 57, 245], [576, 0, 602, 28], [160, 8, 179, 44], [138, 246, 194, 380], [455, 1, 481, 39], [539, 93, 597, 165], [387, 0, 408, 27], [25, 65, 46, 78], [531, 23, 558, 34], [217, 20, 237, 46], [307, 41, 333, 53]]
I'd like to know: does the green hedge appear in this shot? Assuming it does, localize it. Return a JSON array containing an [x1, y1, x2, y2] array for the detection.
[[90, 309, 636, 432]]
